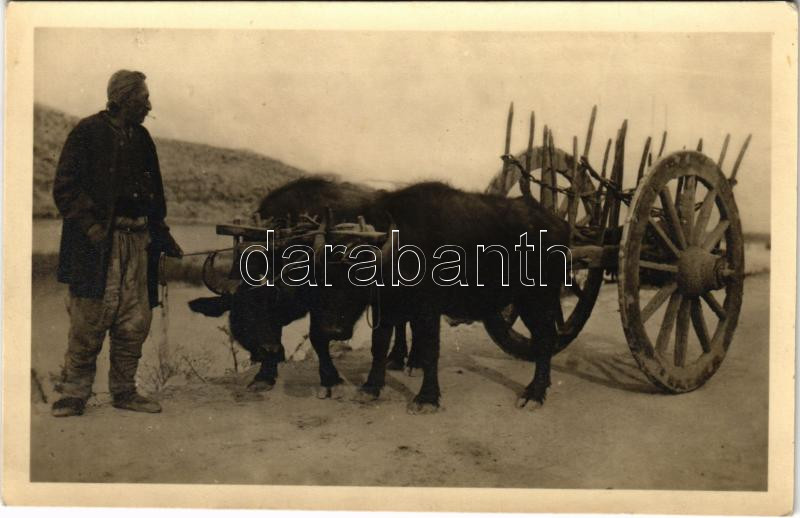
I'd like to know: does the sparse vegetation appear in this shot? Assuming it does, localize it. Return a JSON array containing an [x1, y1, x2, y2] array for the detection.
[[138, 343, 215, 393], [217, 323, 251, 374]]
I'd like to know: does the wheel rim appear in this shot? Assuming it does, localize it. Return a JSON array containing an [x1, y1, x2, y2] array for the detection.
[[490, 267, 604, 353], [483, 146, 604, 358], [619, 151, 744, 393]]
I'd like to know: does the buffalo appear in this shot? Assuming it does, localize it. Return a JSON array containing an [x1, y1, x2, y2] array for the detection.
[[309, 182, 570, 413], [188, 178, 412, 395]]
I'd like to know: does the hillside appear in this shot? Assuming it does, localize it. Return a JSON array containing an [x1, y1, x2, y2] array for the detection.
[[34, 104, 306, 223]]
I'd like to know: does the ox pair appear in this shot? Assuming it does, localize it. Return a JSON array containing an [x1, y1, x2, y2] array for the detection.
[[190, 178, 569, 413]]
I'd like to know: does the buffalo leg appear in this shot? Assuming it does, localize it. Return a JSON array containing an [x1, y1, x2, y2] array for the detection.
[[516, 304, 557, 408], [244, 336, 285, 391], [247, 351, 282, 392], [405, 327, 423, 371], [309, 320, 344, 398], [386, 322, 408, 371], [355, 322, 393, 400], [407, 313, 441, 414]]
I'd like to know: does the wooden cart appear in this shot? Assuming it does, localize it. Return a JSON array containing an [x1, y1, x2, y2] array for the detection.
[[482, 104, 749, 393], [209, 103, 750, 394]]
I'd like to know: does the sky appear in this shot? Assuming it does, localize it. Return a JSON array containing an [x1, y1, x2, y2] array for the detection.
[[34, 29, 771, 232]]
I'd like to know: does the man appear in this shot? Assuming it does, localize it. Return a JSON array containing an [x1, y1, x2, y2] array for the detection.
[[50, 70, 183, 417]]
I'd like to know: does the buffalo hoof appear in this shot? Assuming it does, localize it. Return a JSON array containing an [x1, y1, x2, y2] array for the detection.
[[316, 384, 346, 400], [406, 400, 440, 415], [386, 358, 405, 371], [352, 388, 380, 403], [515, 396, 544, 410], [247, 379, 276, 392]]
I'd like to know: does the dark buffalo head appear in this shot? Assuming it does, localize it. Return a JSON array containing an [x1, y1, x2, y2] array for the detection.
[[190, 177, 386, 353], [188, 282, 309, 354], [306, 222, 392, 341], [308, 270, 371, 341]]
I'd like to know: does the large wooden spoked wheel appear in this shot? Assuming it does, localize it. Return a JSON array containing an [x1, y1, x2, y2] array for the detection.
[[618, 151, 744, 393], [483, 146, 605, 360]]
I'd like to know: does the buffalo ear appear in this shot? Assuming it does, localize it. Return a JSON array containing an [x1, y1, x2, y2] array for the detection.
[[188, 295, 231, 317]]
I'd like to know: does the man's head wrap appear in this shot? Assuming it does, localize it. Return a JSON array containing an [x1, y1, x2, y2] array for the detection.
[[106, 70, 147, 108]]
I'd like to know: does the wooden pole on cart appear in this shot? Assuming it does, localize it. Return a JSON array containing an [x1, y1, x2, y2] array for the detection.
[[636, 136, 652, 185], [717, 134, 731, 168], [729, 134, 752, 185], [676, 138, 702, 199], [502, 102, 514, 189], [520, 111, 535, 201], [601, 140, 612, 183], [568, 136, 580, 235], [548, 129, 558, 213], [525, 111, 535, 172], [583, 105, 597, 158], [541, 126, 553, 211], [593, 138, 612, 226], [656, 131, 667, 158], [608, 120, 627, 229], [579, 105, 597, 221]]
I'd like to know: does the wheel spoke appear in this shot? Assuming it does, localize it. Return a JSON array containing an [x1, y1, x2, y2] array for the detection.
[[580, 189, 597, 219], [641, 282, 677, 323], [674, 297, 691, 367], [568, 278, 584, 298], [557, 196, 569, 219], [702, 219, 730, 251], [648, 218, 680, 258], [502, 305, 519, 325], [640, 260, 678, 273], [656, 292, 682, 355], [692, 188, 717, 245], [678, 175, 696, 241], [701, 292, 727, 320], [556, 302, 565, 328], [690, 297, 711, 353], [577, 213, 593, 227], [659, 187, 688, 249]]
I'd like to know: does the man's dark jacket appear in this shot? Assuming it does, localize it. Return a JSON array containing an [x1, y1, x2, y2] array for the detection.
[[53, 111, 170, 308]]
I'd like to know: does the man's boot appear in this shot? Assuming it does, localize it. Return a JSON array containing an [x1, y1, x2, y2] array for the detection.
[[51, 397, 86, 417], [112, 392, 162, 413]]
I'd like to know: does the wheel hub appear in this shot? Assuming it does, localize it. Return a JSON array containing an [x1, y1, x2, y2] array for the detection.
[[677, 246, 726, 296]]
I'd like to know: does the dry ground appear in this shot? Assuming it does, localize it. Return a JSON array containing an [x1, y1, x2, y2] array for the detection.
[[30, 275, 768, 490]]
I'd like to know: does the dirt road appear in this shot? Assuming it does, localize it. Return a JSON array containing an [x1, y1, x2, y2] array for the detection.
[[30, 275, 768, 490]]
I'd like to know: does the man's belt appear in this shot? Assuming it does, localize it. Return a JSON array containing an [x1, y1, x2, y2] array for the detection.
[[114, 216, 149, 233]]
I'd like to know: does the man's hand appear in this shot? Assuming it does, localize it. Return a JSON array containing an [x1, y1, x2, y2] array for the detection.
[[86, 223, 106, 244], [163, 231, 184, 259]]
